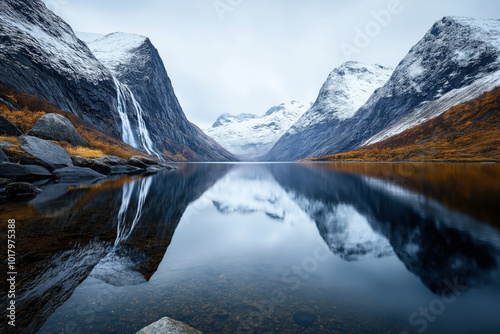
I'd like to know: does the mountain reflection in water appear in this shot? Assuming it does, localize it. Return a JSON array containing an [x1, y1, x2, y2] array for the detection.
[[0, 162, 499, 334]]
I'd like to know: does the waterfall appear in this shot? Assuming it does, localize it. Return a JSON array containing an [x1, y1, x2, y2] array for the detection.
[[125, 86, 161, 159], [113, 77, 138, 148], [115, 181, 135, 246], [114, 177, 153, 247]]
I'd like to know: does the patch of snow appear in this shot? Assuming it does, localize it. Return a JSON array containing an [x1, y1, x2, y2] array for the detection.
[[0, 13, 108, 83], [286, 62, 393, 135], [87, 32, 149, 76]]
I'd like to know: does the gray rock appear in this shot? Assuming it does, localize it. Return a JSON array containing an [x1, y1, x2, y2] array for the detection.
[[109, 165, 143, 175], [0, 114, 22, 136], [158, 162, 177, 170], [135, 317, 202, 334], [28, 113, 90, 147], [130, 155, 158, 165], [0, 148, 9, 162], [96, 156, 127, 166], [52, 167, 105, 183], [127, 157, 149, 169], [71, 156, 111, 175], [6, 182, 41, 199], [19, 135, 73, 171], [0, 163, 52, 182]]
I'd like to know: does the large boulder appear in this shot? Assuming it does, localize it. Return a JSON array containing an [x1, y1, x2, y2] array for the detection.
[[135, 317, 202, 334], [6, 182, 41, 200], [0, 163, 52, 182], [27, 113, 90, 147], [19, 135, 73, 171], [0, 115, 22, 136], [52, 167, 106, 183], [71, 156, 111, 175]]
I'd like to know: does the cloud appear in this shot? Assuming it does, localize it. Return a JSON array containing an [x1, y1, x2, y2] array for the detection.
[[43, 0, 500, 129]]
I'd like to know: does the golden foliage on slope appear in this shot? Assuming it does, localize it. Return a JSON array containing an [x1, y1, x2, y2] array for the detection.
[[0, 84, 150, 160], [306, 87, 500, 162]]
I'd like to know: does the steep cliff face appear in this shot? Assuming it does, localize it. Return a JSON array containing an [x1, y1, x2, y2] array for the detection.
[[266, 62, 393, 161], [81, 32, 236, 161], [0, 0, 235, 161]]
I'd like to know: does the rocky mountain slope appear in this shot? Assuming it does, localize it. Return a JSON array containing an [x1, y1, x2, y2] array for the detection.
[[204, 101, 311, 157], [266, 62, 393, 161], [0, 0, 234, 161], [271, 17, 500, 161], [307, 87, 500, 162]]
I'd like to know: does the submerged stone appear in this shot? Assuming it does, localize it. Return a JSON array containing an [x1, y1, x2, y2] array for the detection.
[[135, 317, 202, 334]]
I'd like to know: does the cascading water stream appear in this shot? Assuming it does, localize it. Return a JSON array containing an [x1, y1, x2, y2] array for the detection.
[[125, 86, 161, 159], [113, 77, 138, 148]]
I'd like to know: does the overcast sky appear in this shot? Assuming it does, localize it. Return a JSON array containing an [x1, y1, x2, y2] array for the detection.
[[43, 0, 500, 129]]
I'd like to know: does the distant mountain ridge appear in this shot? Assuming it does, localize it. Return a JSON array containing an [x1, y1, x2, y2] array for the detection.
[[204, 100, 311, 157]]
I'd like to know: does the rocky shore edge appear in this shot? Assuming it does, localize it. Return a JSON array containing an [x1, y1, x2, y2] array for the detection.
[[0, 113, 176, 201]]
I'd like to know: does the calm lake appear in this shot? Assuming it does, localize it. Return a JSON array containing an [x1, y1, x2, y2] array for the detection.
[[1, 162, 500, 334]]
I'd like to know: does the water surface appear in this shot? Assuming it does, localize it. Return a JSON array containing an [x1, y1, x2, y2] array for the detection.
[[1, 163, 499, 334]]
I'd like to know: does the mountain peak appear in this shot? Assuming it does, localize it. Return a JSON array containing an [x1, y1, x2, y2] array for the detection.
[[205, 101, 311, 157], [81, 32, 152, 76], [428, 16, 500, 49]]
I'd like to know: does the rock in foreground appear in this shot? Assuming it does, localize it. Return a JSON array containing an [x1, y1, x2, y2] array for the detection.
[[19, 135, 73, 171], [71, 155, 111, 175], [0, 163, 52, 182], [27, 113, 91, 147], [135, 317, 202, 334]]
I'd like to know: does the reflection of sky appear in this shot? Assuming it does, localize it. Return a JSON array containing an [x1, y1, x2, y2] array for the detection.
[[180, 165, 394, 261]]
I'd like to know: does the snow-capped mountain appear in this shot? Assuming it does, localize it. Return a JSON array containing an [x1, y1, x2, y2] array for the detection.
[[204, 101, 311, 157], [79, 31, 235, 161], [275, 16, 500, 160], [362, 17, 500, 147], [0, 0, 235, 161], [266, 62, 393, 161]]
